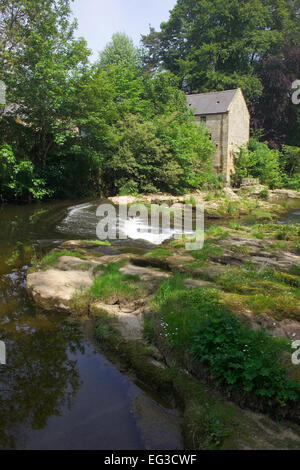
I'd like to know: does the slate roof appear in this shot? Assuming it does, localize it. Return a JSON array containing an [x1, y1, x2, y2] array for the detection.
[[186, 89, 239, 115]]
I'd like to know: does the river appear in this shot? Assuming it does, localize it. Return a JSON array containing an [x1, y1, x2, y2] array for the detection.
[[0, 200, 182, 450], [1, 199, 300, 450]]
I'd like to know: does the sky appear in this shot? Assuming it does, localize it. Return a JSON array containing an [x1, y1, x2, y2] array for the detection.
[[71, 0, 177, 61]]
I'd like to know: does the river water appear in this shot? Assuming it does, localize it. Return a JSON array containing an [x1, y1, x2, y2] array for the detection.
[[1, 199, 300, 450], [0, 200, 182, 450]]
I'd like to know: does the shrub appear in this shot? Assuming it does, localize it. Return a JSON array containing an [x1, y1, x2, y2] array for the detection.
[[101, 113, 215, 196], [119, 179, 139, 196], [190, 304, 299, 405], [154, 279, 300, 406], [259, 189, 269, 199], [0, 144, 51, 201], [234, 138, 283, 188]]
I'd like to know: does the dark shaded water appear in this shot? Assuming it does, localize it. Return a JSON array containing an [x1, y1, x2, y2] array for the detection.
[[0, 201, 182, 450]]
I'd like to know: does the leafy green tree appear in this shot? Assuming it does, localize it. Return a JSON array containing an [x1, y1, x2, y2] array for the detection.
[[98, 32, 141, 69], [101, 113, 215, 195], [0, 0, 93, 200], [281, 145, 300, 190], [234, 138, 283, 188], [252, 45, 300, 148], [0, 144, 51, 201], [142, 0, 300, 102], [0, 3, 216, 201]]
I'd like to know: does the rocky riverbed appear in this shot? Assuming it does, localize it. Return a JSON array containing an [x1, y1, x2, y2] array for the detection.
[[25, 216, 300, 449], [27, 222, 300, 342]]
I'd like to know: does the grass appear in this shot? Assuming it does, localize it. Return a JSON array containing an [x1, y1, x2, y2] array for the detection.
[[230, 245, 251, 256], [33, 250, 86, 270], [216, 266, 300, 320], [83, 240, 111, 246], [89, 262, 141, 302], [145, 248, 172, 259], [250, 209, 274, 221], [206, 225, 230, 240], [185, 195, 197, 207], [251, 223, 300, 241], [70, 288, 91, 317], [148, 275, 300, 407], [189, 242, 223, 266]]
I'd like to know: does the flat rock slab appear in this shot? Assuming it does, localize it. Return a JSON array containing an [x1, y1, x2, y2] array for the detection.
[[27, 263, 94, 311], [95, 301, 144, 341], [120, 264, 170, 281]]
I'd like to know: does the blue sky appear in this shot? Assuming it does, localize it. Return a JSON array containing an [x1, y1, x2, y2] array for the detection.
[[71, 0, 176, 61]]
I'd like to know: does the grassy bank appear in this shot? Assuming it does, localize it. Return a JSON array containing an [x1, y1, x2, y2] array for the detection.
[[91, 311, 246, 450]]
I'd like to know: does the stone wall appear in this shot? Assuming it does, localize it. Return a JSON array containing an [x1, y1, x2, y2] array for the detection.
[[227, 89, 250, 182], [195, 113, 229, 176], [194, 89, 250, 184]]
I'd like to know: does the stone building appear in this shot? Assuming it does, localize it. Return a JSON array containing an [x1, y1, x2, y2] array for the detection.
[[187, 88, 250, 183]]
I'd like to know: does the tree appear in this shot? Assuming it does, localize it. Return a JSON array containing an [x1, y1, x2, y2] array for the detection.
[[77, 67, 215, 196], [234, 138, 283, 188], [0, 0, 93, 200], [1, 0, 90, 165], [98, 32, 141, 69], [142, 0, 300, 102], [252, 45, 300, 148], [100, 112, 215, 195]]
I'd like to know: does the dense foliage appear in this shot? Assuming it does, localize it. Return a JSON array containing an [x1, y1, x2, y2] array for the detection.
[[0, 1, 216, 202], [234, 138, 300, 189], [253, 46, 300, 149], [142, 0, 300, 185], [1, 0, 300, 201], [142, 0, 300, 100]]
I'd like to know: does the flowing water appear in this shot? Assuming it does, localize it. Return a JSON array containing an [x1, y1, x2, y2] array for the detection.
[[0, 200, 182, 450]]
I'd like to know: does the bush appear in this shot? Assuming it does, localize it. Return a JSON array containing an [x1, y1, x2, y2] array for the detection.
[[101, 113, 215, 195], [154, 278, 300, 406], [0, 144, 51, 201], [119, 179, 139, 196], [190, 304, 299, 405], [259, 189, 269, 199], [234, 138, 283, 188]]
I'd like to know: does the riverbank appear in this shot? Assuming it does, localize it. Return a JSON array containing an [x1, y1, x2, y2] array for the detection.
[[26, 216, 300, 449], [108, 186, 300, 220]]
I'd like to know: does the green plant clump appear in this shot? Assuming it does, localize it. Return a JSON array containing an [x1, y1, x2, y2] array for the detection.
[[154, 278, 300, 406], [89, 262, 140, 302], [145, 248, 172, 258], [83, 240, 112, 246], [34, 250, 86, 269]]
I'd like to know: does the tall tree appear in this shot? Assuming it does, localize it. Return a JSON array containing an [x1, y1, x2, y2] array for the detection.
[[98, 32, 141, 69], [142, 0, 300, 102], [0, 0, 90, 166], [253, 45, 300, 148]]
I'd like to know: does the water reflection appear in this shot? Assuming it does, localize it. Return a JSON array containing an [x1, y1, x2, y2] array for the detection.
[[0, 266, 83, 449], [0, 202, 182, 450]]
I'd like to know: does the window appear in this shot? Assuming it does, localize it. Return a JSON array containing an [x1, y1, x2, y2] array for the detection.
[[200, 116, 207, 123]]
